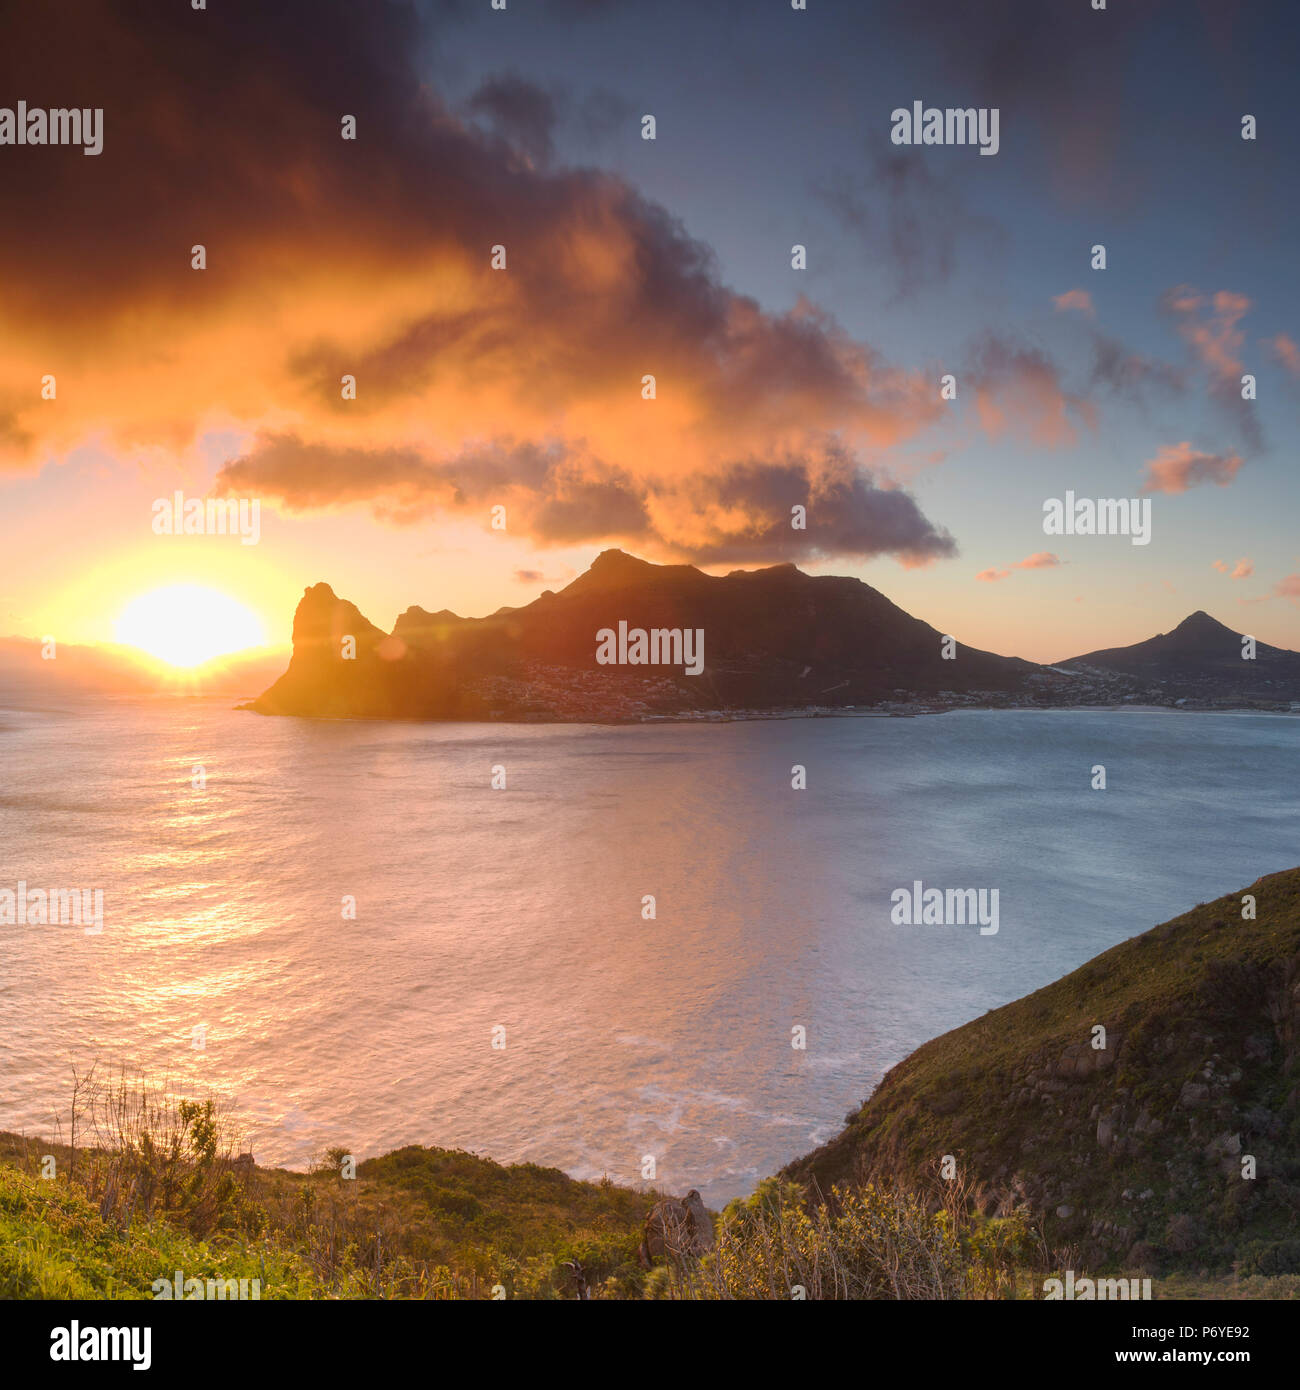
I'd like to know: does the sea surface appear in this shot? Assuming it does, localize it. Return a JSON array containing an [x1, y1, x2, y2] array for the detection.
[[0, 696, 1295, 1206]]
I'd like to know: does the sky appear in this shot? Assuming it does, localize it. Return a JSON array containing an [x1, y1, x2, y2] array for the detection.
[[1, 0, 1297, 665]]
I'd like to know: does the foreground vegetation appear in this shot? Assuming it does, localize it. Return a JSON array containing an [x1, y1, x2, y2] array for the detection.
[[1, 1069, 1039, 1300]]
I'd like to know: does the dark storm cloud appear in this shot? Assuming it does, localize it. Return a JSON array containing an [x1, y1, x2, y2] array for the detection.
[[467, 73, 560, 165], [0, 0, 440, 323], [217, 432, 955, 566], [674, 458, 958, 567], [1087, 333, 1187, 405], [0, 0, 962, 564], [879, 0, 1178, 198], [816, 155, 1004, 303], [216, 432, 653, 536]]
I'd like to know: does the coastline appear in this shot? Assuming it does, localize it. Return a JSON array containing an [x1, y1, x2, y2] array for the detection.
[[233, 698, 1300, 726]]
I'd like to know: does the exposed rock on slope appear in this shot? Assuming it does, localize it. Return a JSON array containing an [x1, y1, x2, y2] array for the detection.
[[638, 1189, 715, 1268]]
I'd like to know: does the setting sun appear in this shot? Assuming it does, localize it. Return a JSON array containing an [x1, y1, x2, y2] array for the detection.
[[115, 585, 266, 668]]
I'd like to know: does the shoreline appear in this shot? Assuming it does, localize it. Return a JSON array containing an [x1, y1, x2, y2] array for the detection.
[[229, 699, 1300, 727]]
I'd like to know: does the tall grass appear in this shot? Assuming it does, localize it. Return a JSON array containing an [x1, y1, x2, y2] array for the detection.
[[7, 1068, 1040, 1299], [56, 1064, 253, 1237], [647, 1175, 1036, 1301]]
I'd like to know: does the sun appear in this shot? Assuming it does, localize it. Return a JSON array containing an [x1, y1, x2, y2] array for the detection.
[[115, 585, 266, 668]]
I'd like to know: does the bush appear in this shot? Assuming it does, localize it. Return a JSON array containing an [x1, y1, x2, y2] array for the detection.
[[1239, 1239, 1300, 1276], [652, 1176, 1031, 1301]]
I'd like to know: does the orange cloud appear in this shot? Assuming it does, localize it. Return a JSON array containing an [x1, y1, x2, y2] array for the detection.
[[1213, 558, 1253, 579], [1052, 289, 1094, 315], [976, 551, 1060, 584], [1141, 442, 1243, 494], [0, 1, 964, 566], [1160, 286, 1259, 449], [1166, 287, 1248, 379], [1267, 333, 1300, 376], [969, 336, 1095, 450]]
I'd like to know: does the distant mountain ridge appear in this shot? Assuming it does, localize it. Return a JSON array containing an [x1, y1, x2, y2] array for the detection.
[[247, 551, 1300, 721], [1059, 612, 1300, 697]]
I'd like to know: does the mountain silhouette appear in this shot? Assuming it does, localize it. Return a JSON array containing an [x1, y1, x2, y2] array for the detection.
[[1060, 611, 1300, 693], [248, 557, 1300, 720], [249, 550, 1034, 720]]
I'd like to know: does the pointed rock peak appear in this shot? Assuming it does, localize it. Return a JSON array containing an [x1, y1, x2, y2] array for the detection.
[[294, 583, 357, 624], [1170, 611, 1234, 638], [290, 582, 384, 646], [563, 549, 674, 593], [583, 548, 709, 584], [589, 548, 656, 574]]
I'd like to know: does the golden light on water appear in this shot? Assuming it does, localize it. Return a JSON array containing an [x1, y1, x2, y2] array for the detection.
[[115, 584, 266, 668]]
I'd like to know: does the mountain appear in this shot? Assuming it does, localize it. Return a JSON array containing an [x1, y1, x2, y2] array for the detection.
[[248, 557, 1300, 721], [783, 867, 1300, 1274], [248, 549, 1038, 721], [1058, 611, 1300, 704]]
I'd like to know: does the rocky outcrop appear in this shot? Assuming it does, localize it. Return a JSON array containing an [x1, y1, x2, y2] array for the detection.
[[638, 1189, 715, 1267]]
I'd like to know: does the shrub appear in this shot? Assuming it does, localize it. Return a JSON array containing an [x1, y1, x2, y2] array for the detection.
[[1239, 1239, 1300, 1276], [652, 1176, 1030, 1300]]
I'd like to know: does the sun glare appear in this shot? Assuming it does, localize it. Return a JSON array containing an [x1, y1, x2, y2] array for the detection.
[[115, 585, 266, 668]]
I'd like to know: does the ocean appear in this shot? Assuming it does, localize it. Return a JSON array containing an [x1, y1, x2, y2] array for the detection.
[[0, 697, 1295, 1206]]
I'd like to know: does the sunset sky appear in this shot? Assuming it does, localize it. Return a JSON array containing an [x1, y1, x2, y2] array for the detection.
[[1, 0, 1297, 666]]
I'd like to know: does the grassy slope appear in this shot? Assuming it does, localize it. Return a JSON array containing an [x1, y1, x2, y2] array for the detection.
[[0, 1137, 652, 1300], [352, 1144, 651, 1288], [783, 866, 1300, 1273], [0, 1165, 331, 1299]]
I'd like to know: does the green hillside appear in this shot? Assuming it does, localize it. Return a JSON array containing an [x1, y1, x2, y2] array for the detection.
[[784, 866, 1300, 1275]]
